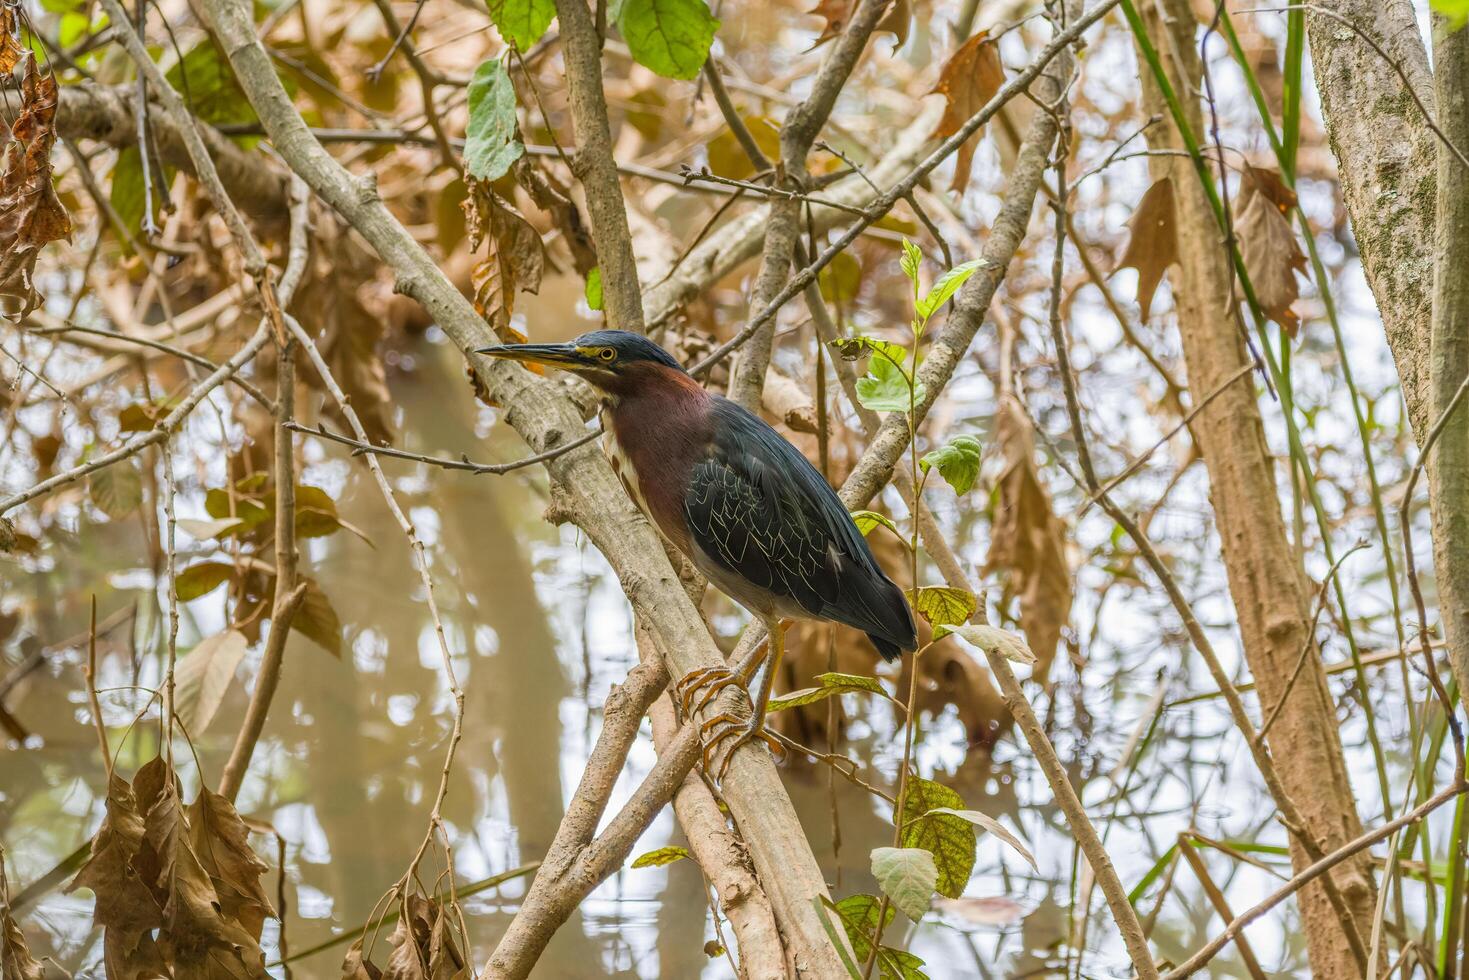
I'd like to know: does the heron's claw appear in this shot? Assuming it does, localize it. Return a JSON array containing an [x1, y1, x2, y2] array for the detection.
[[673, 657, 760, 719], [698, 713, 786, 783]]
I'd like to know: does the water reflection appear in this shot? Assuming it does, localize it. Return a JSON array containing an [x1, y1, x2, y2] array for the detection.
[[6, 325, 1380, 980]]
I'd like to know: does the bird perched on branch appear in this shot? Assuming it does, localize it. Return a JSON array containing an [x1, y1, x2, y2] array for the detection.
[[478, 330, 916, 777]]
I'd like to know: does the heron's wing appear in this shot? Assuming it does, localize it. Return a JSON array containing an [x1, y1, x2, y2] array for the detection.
[[684, 400, 913, 651]]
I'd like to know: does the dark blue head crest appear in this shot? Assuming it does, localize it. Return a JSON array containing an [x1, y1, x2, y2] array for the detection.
[[573, 330, 685, 372]]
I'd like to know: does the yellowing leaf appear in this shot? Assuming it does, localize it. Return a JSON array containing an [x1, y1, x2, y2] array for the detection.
[[905, 586, 976, 628], [1115, 177, 1178, 321], [931, 31, 1004, 193], [768, 671, 893, 712], [899, 776, 975, 899], [631, 845, 690, 868], [850, 509, 902, 540]]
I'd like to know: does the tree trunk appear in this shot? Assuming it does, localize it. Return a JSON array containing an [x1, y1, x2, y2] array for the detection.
[[1134, 3, 1374, 975], [1429, 15, 1469, 731], [1307, 0, 1438, 437]]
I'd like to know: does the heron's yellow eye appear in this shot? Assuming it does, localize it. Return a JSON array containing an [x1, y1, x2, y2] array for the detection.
[[598, 348, 617, 363]]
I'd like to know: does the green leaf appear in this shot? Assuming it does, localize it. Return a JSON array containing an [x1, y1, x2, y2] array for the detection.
[[823, 895, 928, 979], [631, 845, 690, 868], [292, 578, 343, 657], [818, 250, 861, 304], [1433, 0, 1469, 28], [904, 586, 976, 628], [175, 562, 235, 601], [856, 348, 926, 414], [464, 56, 524, 181], [88, 463, 143, 518], [166, 39, 257, 132], [870, 847, 937, 922], [204, 487, 270, 532], [899, 238, 923, 288], [294, 484, 345, 540], [932, 623, 1036, 666], [814, 897, 869, 980], [173, 630, 249, 734], [584, 266, 603, 311], [899, 776, 975, 899], [915, 258, 985, 320], [829, 893, 891, 961], [485, 0, 556, 49], [924, 808, 1037, 871], [616, 0, 719, 80], [768, 672, 892, 713], [850, 509, 902, 540], [919, 434, 982, 495]]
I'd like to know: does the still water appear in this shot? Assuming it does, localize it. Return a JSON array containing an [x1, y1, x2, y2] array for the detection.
[[1, 318, 1418, 979]]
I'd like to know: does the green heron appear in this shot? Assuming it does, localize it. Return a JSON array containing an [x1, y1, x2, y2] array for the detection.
[[478, 330, 916, 775]]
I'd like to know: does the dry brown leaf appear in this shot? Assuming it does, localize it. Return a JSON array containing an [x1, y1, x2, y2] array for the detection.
[[0, 53, 72, 318], [382, 895, 468, 980], [808, 0, 910, 49], [1115, 176, 1178, 321], [931, 31, 1005, 193], [982, 399, 1072, 681], [0, 7, 27, 75], [188, 786, 275, 938], [514, 157, 598, 276], [465, 181, 544, 330], [68, 772, 165, 937], [1235, 165, 1307, 336], [293, 219, 396, 445], [343, 938, 385, 979], [69, 758, 271, 980], [1, 877, 45, 980]]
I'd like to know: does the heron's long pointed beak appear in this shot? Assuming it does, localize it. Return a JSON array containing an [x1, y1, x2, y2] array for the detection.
[[474, 342, 591, 370]]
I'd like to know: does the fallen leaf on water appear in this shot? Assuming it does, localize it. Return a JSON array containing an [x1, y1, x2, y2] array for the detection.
[[0, 53, 72, 319], [1115, 176, 1177, 321], [1235, 164, 1307, 336], [931, 31, 1005, 193]]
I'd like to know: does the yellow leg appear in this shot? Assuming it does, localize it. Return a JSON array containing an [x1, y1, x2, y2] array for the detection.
[[672, 627, 769, 717], [698, 618, 789, 782]]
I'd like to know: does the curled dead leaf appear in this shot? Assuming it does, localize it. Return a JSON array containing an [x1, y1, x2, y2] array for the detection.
[[1235, 165, 1307, 336], [982, 399, 1072, 681], [808, 0, 910, 49], [0, 7, 26, 75], [0, 54, 72, 318], [1115, 176, 1177, 321], [931, 31, 1005, 193]]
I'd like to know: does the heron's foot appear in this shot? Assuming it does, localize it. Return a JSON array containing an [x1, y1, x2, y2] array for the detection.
[[673, 662, 755, 719], [698, 713, 786, 782]]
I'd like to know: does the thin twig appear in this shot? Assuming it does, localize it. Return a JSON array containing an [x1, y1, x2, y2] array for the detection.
[[284, 420, 602, 475]]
